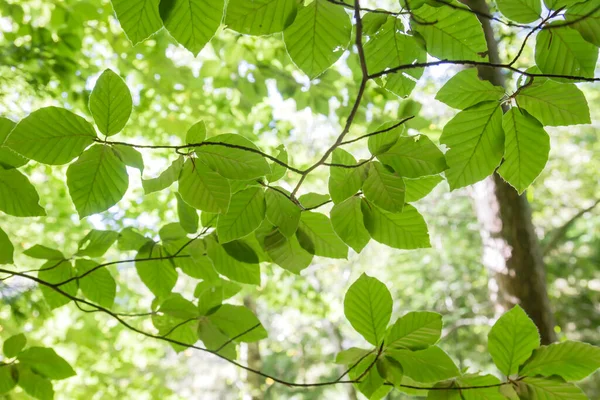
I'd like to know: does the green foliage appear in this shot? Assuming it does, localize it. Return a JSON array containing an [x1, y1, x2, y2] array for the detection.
[[436, 68, 505, 110], [6, 107, 96, 165], [1, 0, 599, 398], [498, 108, 550, 194], [89, 69, 132, 136], [488, 304, 540, 376], [66, 144, 129, 218], [3, 334, 27, 359], [283, 0, 351, 79], [535, 23, 599, 80], [344, 273, 393, 346], [441, 101, 504, 190], [496, 0, 542, 24], [339, 275, 599, 399]]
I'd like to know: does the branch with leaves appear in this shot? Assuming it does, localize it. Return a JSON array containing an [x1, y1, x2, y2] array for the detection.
[[1, 0, 600, 398]]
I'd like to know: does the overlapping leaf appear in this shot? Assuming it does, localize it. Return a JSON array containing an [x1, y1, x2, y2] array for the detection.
[[498, 109, 550, 194], [440, 101, 504, 190], [344, 274, 393, 346], [89, 69, 132, 136], [66, 144, 129, 218], [111, 0, 163, 45], [6, 107, 96, 165], [283, 0, 351, 79], [160, 0, 225, 56], [225, 0, 297, 36], [362, 201, 431, 250]]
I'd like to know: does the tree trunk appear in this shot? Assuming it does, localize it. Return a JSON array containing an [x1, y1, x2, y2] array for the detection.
[[462, 0, 557, 344]]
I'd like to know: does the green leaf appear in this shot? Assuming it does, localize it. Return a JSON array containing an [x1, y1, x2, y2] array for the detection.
[[362, 201, 431, 250], [197, 319, 236, 360], [195, 278, 241, 315], [76, 259, 117, 308], [175, 192, 199, 234], [377, 356, 404, 387], [23, 245, 64, 260], [488, 305, 540, 376], [225, 0, 297, 35], [368, 120, 406, 156], [363, 161, 406, 213], [217, 187, 265, 243], [544, 0, 588, 11], [0, 167, 45, 217], [496, 0, 541, 24], [498, 109, 550, 194], [222, 239, 260, 264], [404, 175, 443, 202], [67, 145, 129, 218], [435, 69, 505, 110], [135, 243, 178, 298], [142, 156, 184, 194], [386, 311, 442, 351], [158, 294, 199, 319], [328, 148, 366, 204], [186, 120, 206, 144], [387, 346, 460, 383], [17, 366, 54, 400], [263, 229, 313, 274], [335, 347, 372, 365], [118, 227, 151, 251], [330, 196, 371, 253], [348, 353, 385, 398], [89, 69, 132, 136], [364, 18, 427, 98], [0, 117, 27, 169], [152, 295, 198, 353], [209, 304, 268, 342], [178, 159, 230, 213], [160, 0, 225, 56], [266, 145, 288, 183], [18, 347, 76, 380], [516, 376, 587, 400], [296, 211, 348, 259], [516, 80, 591, 126], [0, 226, 14, 264], [298, 192, 330, 209], [3, 333, 26, 358], [113, 145, 144, 173], [344, 273, 393, 346], [535, 23, 598, 80], [196, 134, 271, 180], [412, 2, 488, 62], [77, 229, 119, 258], [362, 12, 389, 35], [283, 0, 351, 79], [0, 365, 17, 393], [265, 188, 300, 238], [6, 107, 96, 165], [377, 135, 447, 178], [111, 0, 163, 45], [172, 239, 219, 281], [440, 101, 504, 190], [205, 237, 261, 285], [519, 341, 600, 381], [38, 260, 78, 309], [566, 2, 600, 47]]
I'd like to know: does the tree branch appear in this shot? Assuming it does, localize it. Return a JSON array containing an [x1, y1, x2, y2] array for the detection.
[[542, 199, 600, 256]]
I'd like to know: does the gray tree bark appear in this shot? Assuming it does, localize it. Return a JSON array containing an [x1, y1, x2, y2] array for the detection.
[[461, 0, 557, 344]]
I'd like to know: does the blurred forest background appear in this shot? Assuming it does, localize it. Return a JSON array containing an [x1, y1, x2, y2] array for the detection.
[[0, 0, 598, 399]]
